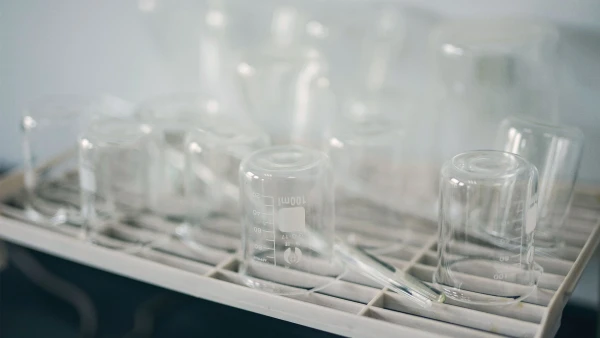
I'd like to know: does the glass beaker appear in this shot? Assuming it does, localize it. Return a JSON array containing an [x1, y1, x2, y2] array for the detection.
[[135, 92, 227, 219], [21, 95, 95, 225], [178, 120, 270, 250], [431, 19, 560, 159], [236, 47, 335, 148], [496, 116, 584, 250], [79, 118, 163, 251], [327, 115, 405, 251], [335, 89, 439, 222], [433, 150, 542, 305], [322, 2, 407, 95], [239, 145, 340, 294]]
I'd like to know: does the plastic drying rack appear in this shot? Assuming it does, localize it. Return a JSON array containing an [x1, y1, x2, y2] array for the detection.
[[0, 169, 599, 338]]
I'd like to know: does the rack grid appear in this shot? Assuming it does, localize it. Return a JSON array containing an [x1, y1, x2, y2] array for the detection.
[[0, 170, 598, 338]]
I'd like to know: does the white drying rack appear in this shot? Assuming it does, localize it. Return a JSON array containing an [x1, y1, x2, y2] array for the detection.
[[0, 169, 599, 338]]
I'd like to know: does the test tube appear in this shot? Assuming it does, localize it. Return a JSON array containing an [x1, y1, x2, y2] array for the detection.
[[21, 95, 94, 225], [327, 116, 405, 251], [79, 118, 163, 251], [239, 145, 340, 295], [178, 120, 270, 250], [496, 116, 584, 250], [434, 150, 542, 305]]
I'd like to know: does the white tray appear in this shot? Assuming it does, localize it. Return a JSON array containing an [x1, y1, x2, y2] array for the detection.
[[0, 170, 598, 338]]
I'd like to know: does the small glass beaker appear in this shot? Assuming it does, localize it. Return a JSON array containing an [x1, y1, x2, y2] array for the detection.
[[327, 115, 405, 251], [433, 150, 542, 305], [239, 145, 341, 295], [21, 95, 94, 225], [337, 90, 440, 223], [178, 120, 269, 250], [79, 118, 163, 251], [431, 19, 560, 158], [236, 47, 335, 148], [496, 116, 584, 250], [135, 93, 226, 219]]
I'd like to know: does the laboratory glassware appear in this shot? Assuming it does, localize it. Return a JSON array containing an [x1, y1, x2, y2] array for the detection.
[[433, 150, 542, 305], [332, 236, 444, 308], [303, 2, 406, 95], [327, 4, 440, 221], [431, 19, 560, 159], [325, 2, 438, 94], [239, 145, 339, 294], [338, 89, 440, 223], [178, 120, 270, 250], [135, 92, 230, 219], [21, 95, 94, 225], [239, 145, 442, 305], [355, 5, 406, 93], [302, 229, 443, 308], [327, 115, 406, 251], [139, 0, 311, 99], [496, 116, 584, 250], [79, 118, 163, 251], [236, 46, 335, 148]]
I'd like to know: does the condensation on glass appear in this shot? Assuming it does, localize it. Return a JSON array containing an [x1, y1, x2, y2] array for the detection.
[[434, 150, 542, 305], [239, 145, 341, 295], [496, 116, 584, 251]]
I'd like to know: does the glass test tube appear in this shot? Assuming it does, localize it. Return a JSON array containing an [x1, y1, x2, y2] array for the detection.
[[432, 19, 560, 158], [496, 116, 584, 250], [239, 145, 340, 295], [434, 150, 541, 305], [79, 118, 162, 251], [178, 121, 270, 250]]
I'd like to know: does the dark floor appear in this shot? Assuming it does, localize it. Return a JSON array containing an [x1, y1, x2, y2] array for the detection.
[[0, 244, 339, 338], [0, 245, 596, 337]]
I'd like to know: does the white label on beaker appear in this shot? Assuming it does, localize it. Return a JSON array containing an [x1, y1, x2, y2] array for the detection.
[[277, 207, 306, 232], [526, 204, 537, 234]]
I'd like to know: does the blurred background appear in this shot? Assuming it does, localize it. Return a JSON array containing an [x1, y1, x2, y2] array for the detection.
[[1, 0, 599, 183], [1, 0, 599, 336]]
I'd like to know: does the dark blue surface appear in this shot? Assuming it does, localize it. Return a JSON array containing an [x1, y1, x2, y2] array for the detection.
[[0, 245, 339, 338]]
